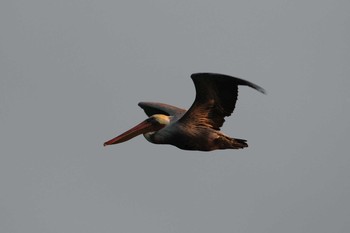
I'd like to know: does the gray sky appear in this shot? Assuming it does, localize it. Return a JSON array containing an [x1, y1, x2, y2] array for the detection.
[[1, 0, 349, 232]]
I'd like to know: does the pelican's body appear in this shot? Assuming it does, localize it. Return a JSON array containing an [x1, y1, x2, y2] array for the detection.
[[104, 73, 265, 151]]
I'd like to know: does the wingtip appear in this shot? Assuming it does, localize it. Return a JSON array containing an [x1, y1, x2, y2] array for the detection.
[[138, 101, 150, 108], [256, 86, 267, 95], [191, 72, 267, 94]]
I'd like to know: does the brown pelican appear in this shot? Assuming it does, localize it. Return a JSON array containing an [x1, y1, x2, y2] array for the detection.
[[104, 73, 265, 151]]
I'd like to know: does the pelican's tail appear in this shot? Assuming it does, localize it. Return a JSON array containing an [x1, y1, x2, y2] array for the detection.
[[230, 138, 248, 149], [214, 133, 248, 150]]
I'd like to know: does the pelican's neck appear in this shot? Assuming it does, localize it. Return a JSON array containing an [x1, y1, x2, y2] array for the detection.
[[143, 114, 171, 143], [143, 131, 154, 143]]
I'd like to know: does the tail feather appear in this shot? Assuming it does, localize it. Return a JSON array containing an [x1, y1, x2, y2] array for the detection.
[[215, 134, 248, 150], [231, 138, 248, 149]]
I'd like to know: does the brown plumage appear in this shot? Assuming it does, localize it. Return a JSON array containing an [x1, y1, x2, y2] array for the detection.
[[104, 73, 265, 151]]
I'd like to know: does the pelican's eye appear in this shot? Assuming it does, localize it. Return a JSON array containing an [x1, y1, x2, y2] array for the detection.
[[146, 116, 157, 124]]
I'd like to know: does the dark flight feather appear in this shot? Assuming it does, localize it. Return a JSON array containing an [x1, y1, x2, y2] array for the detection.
[[178, 73, 265, 130]]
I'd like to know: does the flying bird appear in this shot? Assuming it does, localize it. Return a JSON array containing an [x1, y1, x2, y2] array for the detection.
[[104, 73, 265, 151]]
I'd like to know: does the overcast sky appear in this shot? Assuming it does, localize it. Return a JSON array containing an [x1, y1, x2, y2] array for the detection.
[[1, 0, 349, 232]]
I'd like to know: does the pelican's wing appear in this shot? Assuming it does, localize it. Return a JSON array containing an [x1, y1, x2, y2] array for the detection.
[[138, 102, 186, 119], [178, 73, 265, 130]]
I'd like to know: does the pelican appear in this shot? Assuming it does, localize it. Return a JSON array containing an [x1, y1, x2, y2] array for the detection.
[[104, 73, 265, 151]]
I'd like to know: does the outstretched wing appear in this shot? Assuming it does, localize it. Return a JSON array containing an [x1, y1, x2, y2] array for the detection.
[[138, 102, 186, 119], [178, 73, 265, 130]]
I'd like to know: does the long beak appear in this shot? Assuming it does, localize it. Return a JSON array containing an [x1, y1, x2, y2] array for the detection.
[[104, 119, 157, 146]]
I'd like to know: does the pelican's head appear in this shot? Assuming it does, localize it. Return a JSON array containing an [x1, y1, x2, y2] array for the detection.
[[103, 114, 170, 146], [148, 114, 171, 125]]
